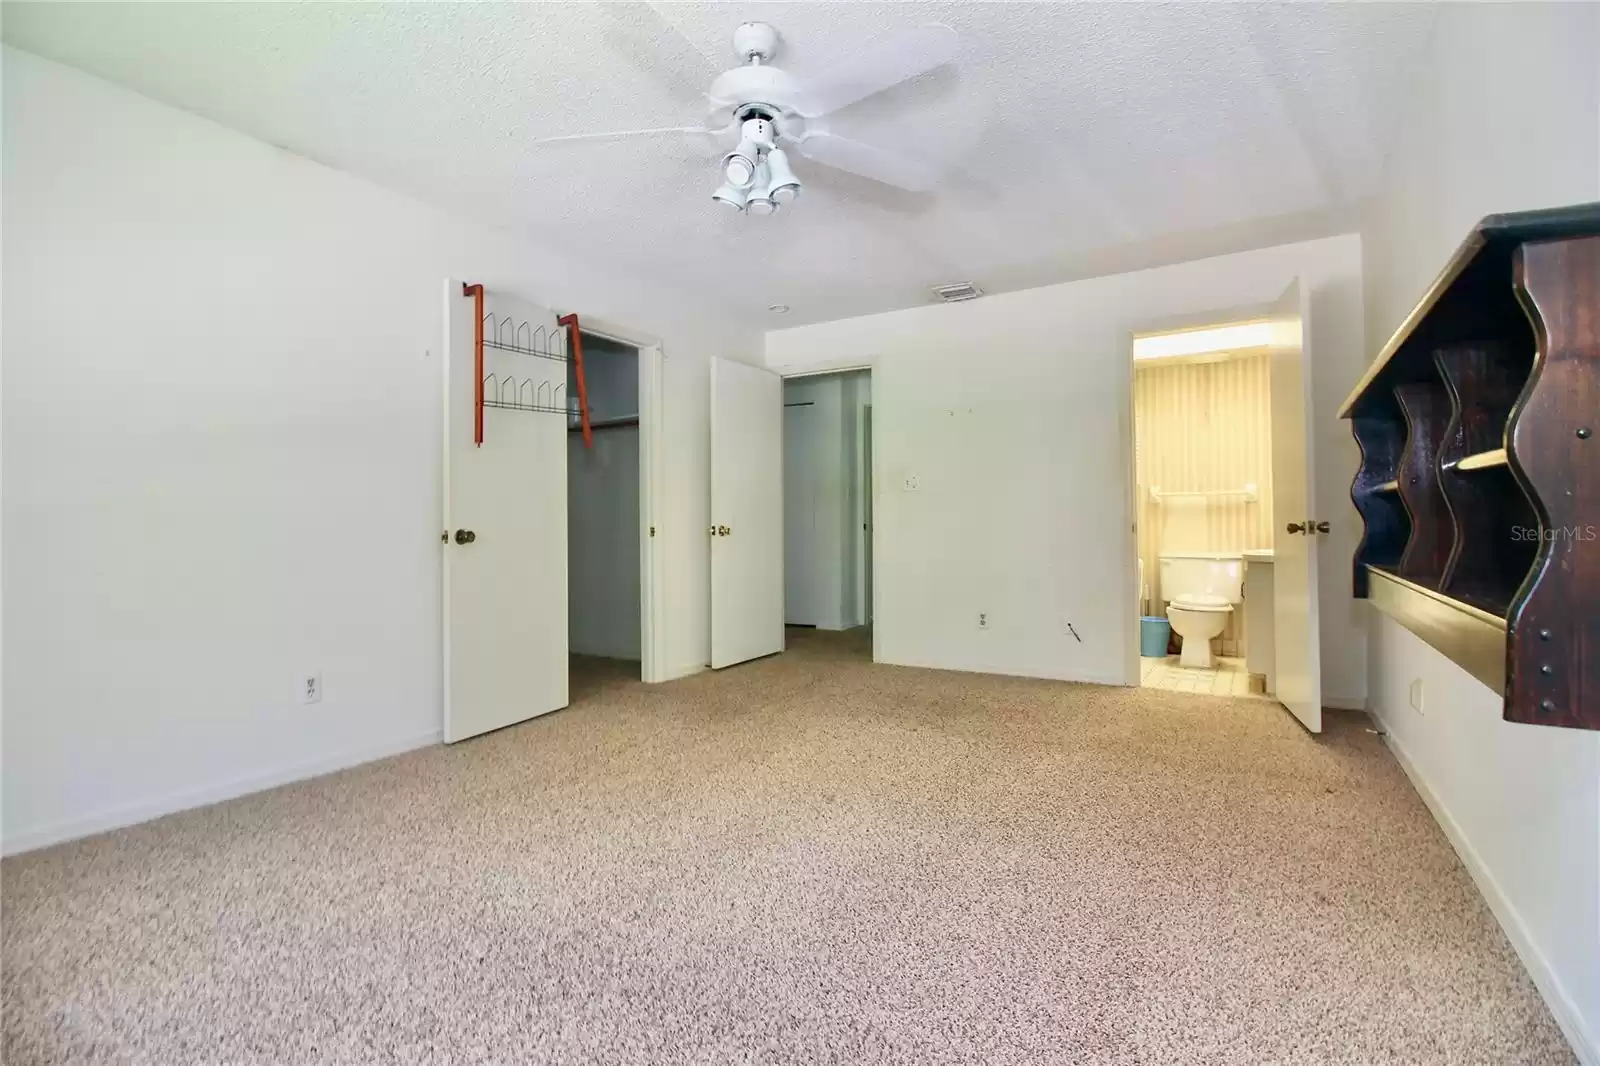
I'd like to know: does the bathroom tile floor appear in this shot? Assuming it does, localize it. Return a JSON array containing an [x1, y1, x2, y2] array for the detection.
[[1140, 654, 1267, 698]]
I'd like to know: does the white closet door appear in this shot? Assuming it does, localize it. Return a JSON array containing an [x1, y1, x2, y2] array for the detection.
[[442, 279, 568, 742], [710, 357, 785, 668]]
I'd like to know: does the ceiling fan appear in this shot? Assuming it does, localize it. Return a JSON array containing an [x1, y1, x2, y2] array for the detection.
[[534, 21, 961, 213]]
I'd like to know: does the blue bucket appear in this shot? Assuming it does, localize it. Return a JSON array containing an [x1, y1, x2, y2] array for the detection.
[[1140, 616, 1171, 658]]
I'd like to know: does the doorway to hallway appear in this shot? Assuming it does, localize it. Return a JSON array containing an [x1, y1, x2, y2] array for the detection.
[[783, 368, 873, 661]]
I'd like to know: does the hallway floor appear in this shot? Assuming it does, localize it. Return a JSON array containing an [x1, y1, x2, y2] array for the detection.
[[3, 631, 1570, 1065]]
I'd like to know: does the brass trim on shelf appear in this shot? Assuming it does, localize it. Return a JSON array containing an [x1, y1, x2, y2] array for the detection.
[[1452, 447, 1508, 472], [1366, 566, 1506, 694]]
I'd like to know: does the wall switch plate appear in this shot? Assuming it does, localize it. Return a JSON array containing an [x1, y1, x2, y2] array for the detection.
[[978, 612, 989, 630], [300, 674, 323, 705], [903, 474, 921, 491], [1408, 678, 1424, 713]]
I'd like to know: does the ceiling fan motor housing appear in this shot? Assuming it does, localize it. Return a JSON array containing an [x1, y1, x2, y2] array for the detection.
[[740, 115, 776, 148], [708, 64, 806, 134], [732, 22, 779, 63]]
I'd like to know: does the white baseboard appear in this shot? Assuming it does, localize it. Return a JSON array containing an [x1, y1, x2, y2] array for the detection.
[[657, 660, 707, 683], [878, 654, 1126, 688], [1323, 693, 1367, 711], [1375, 710, 1598, 1065], [2, 728, 442, 858]]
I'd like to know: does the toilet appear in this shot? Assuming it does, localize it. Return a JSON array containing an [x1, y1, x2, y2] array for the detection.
[[1160, 554, 1244, 669]]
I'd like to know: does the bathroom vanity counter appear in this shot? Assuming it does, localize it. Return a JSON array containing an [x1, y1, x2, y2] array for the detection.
[[1243, 552, 1274, 694]]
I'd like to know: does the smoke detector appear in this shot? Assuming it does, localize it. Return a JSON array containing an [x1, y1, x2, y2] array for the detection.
[[932, 282, 983, 303]]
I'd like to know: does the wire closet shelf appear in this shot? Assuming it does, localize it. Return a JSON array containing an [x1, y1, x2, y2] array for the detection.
[[482, 374, 568, 415], [483, 314, 568, 364], [462, 282, 592, 447], [481, 312, 569, 414]]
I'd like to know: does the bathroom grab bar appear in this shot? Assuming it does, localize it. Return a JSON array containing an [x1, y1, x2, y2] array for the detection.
[[1149, 483, 1258, 504]]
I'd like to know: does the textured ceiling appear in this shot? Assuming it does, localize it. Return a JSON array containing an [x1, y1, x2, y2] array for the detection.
[[3, 2, 1437, 326]]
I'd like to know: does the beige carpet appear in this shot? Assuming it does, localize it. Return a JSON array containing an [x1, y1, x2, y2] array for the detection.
[[3, 629, 1572, 1065]]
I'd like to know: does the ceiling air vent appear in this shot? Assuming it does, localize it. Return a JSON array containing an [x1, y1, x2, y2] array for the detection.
[[932, 282, 983, 303]]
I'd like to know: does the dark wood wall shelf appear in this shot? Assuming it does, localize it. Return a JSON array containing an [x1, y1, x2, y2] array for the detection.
[[1341, 202, 1600, 731]]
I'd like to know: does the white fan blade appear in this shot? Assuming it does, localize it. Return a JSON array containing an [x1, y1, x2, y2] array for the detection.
[[532, 124, 727, 147], [793, 130, 941, 192], [602, 2, 720, 103], [793, 24, 958, 118]]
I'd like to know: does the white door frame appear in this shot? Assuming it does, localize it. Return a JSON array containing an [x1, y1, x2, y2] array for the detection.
[[565, 314, 668, 684], [1121, 301, 1283, 688], [778, 365, 877, 659], [859, 403, 873, 629]]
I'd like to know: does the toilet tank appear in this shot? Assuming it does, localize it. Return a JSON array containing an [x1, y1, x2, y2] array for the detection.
[[1159, 553, 1245, 604]]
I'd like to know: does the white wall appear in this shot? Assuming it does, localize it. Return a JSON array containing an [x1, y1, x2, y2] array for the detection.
[[766, 236, 1366, 692], [1357, 5, 1600, 1060], [1362, 4, 1600, 355], [1369, 616, 1600, 1061], [0, 48, 759, 853]]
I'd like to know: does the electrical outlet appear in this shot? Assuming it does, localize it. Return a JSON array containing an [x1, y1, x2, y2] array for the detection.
[[978, 612, 989, 630], [903, 474, 921, 491], [300, 674, 323, 706], [1408, 678, 1424, 714]]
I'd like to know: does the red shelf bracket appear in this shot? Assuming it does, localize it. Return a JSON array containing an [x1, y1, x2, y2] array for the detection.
[[557, 312, 594, 449], [462, 282, 485, 447]]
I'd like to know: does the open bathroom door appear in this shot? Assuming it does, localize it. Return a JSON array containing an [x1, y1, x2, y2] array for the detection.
[[1268, 279, 1323, 733], [710, 357, 785, 668]]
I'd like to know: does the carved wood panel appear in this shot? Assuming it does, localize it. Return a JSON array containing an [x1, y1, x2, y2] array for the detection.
[[1506, 236, 1600, 730]]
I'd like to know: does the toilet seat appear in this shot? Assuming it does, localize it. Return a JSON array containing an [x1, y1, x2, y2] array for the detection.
[[1171, 593, 1233, 612], [1166, 595, 1233, 668]]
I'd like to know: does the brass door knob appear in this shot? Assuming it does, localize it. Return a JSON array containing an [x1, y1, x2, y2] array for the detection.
[[454, 529, 476, 544], [718, 525, 731, 536], [1286, 522, 1306, 534]]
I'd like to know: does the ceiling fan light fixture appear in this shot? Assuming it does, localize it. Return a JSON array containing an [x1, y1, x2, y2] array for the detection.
[[764, 148, 802, 203], [722, 138, 760, 189], [712, 182, 749, 211], [746, 161, 779, 216]]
